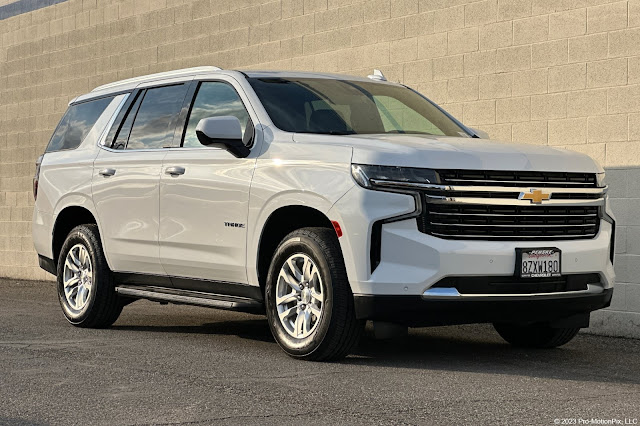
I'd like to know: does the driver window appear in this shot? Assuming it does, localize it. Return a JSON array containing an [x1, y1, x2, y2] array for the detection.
[[182, 81, 252, 148]]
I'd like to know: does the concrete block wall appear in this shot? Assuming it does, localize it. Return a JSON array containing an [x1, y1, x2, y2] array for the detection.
[[0, 0, 638, 336]]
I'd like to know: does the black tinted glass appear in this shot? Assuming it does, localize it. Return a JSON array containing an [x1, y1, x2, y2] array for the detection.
[[46, 96, 113, 152], [112, 93, 143, 150], [183, 82, 251, 148], [247, 77, 466, 137], [126, 84, 188, 150]]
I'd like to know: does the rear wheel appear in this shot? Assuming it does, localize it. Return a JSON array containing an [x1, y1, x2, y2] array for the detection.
[[57, 224, 123, 328], [493, 323, 580, 348], [265, 227, 364, 361]]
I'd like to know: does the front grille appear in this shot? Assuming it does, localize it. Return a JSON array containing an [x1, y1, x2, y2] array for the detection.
[[431, 273, 600, 295], [419, 204, 600, 240], [437, 169, 597, 188], [413, 168, 605, 241]]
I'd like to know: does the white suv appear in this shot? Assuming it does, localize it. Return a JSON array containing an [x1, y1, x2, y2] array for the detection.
[[32, 66, 615, 360]]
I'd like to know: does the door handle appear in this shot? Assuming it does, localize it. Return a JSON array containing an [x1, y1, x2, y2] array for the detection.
[[99, 168, 116, 177], [165, 166, 186, 176]]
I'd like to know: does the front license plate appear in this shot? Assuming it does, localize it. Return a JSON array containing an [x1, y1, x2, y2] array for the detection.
[[516, 248, 561, 278]]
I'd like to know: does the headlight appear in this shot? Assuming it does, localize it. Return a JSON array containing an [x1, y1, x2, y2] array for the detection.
[[596, 172, 606, 188], [351, 164, 439, 190]]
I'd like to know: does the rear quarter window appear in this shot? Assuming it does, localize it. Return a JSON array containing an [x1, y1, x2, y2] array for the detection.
[[46, 96, 114, 152]]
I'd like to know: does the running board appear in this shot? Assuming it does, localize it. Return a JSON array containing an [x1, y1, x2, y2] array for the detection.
[[115, 285, 263, 314]]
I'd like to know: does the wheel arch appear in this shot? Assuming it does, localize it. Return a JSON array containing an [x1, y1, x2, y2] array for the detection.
[[256, 205, 339, 295], [52, 203, 100, 269]]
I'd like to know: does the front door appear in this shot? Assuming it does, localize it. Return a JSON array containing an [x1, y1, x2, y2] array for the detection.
[[159, 80, 259, 287]]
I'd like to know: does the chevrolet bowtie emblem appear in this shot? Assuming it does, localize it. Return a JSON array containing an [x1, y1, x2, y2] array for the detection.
[[519, 189, 551, 204]]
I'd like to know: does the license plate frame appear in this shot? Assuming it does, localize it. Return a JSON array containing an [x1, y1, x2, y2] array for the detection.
[[515, 247, 562, 278]]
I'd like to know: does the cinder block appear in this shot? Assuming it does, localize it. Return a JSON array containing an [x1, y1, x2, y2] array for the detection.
[[567, 88, 607, 118], [512, 120, 548, 145], [609, 28, 640, 58], [496, 45, 530, 72], [496, 96, 530, 123], [512, 68, 547, 96], [433, 5, 464, 33], [464, 0, 498, 27], [587, 58, 628, 88], [390, 37, 417, 63], [417, 32, 447, 59], [626, 226, 640, 255], [404, 12, 434, 38], [479, 21, 512, 50], [403, 59, 432, 83], [304, 0, 327, 14], [447, 27, 478, 55], [531, 39, 567, 68], [447, 76, 479, 102], [568, 33, 608, 63], [548, 63, 586, 93], [627, 57, 640, 85], [364, 0, 390, 22], [513, 14, 548, 45], [479, 73, 512, 99], [587, 1, 627, 34], [463, 99, 496, 125], [608, 84, 640, 114], [606, 142, 640, 167], [391, 0, 418, 18], [497, 0, 531, 21], [587, 114, 628, 143], [549, 8, 586, 40], [548, 117, 587, 145], [463, 50, 496, 77], [432, 55, 464, 80]]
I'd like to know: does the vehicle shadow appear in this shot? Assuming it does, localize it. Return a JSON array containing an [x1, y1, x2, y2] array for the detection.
[[344, 324, 640, 386], [112, 313, 640, 386]]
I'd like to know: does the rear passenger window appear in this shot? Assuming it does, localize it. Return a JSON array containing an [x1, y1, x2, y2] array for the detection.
[[46, 96, 113, 152], [125, 84, 188, 150]]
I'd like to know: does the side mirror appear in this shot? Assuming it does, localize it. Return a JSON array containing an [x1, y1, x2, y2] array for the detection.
[[196, 116, 250, 158], [470, 127, 489, 139]]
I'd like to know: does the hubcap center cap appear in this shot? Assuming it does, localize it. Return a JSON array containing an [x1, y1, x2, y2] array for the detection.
[[301, 288, 311, 304]]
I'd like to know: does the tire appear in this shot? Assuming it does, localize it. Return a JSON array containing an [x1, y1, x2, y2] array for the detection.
[[265, 227, 364, 361], [56, 224, 123, 328], [493, 323, 580, 348]]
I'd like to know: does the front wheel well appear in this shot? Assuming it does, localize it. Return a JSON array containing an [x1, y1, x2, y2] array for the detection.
[[257, 206, 335, 293], [52, 206, 98, 267]]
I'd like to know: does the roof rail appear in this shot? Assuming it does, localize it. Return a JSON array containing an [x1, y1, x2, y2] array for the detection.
[[91, 66, 223, 93]]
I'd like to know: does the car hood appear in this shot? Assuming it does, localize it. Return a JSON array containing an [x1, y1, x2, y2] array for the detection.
[[292, 133, 603, 173]]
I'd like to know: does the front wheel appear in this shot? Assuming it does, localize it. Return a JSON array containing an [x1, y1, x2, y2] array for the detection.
[[265, 227, 364, 361], [493, 323, 580, 348]]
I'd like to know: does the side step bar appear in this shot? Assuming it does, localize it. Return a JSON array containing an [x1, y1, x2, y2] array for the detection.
[[115, 285, 264, 314]]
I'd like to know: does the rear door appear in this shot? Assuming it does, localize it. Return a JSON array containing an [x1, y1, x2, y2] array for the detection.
[[159, 78, 261, 289], [93, 82, 190, 278]]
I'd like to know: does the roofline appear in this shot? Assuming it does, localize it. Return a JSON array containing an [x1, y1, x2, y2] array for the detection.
[[90, 66, 223, 93]]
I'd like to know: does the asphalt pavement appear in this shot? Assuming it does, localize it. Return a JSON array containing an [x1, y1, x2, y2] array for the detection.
[[1, 278, 639, 425]]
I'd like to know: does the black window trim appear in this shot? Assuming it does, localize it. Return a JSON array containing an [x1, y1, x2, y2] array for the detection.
[[177, 79, 256, 150], [101, 81, 192, 152]]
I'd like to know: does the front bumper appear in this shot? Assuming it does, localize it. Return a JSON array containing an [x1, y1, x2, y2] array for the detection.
[[354, 287, 613, 326], [330, 187, 615, 297]]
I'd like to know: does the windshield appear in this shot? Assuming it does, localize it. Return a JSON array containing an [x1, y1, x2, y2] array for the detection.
[[247, 77, 468, 137]]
